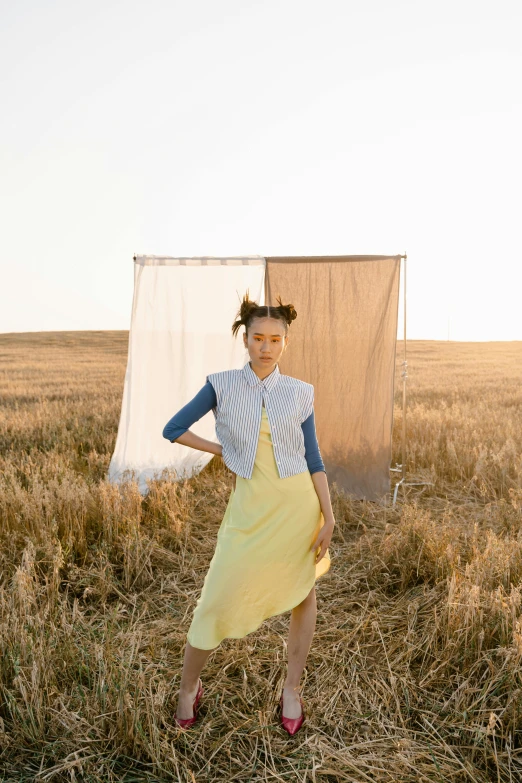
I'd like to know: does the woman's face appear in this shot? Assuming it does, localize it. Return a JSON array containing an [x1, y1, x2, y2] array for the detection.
[[243, 316, 288, 372]]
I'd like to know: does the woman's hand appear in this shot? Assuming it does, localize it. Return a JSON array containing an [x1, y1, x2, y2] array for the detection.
[[217, 445, 235, 489], [310, 519, 334, 563]]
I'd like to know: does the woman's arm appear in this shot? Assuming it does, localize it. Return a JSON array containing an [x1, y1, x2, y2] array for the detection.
[[162, 381, 223, 457], [302, 409, 335, 563], [301, 410, 334, 523], [301, 409, 326, 475], [176, 429, 223, 456], [311, 471, 335, 526], [310, 471, 335, 563]]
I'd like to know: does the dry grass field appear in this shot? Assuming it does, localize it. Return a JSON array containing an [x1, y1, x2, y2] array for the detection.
[[1, 332, 521, 782]]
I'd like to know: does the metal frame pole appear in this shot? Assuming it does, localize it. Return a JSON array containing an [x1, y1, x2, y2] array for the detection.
[[392, 252, 434, 504], [401, 253, 407, 481]]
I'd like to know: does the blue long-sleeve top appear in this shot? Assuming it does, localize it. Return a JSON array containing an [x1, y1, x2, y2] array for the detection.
[[163, 380, 326, 476]]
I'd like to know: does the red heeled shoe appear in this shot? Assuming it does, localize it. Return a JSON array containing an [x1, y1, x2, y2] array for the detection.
[[174, 678, 203, 728], [280, 691, 305, 736]]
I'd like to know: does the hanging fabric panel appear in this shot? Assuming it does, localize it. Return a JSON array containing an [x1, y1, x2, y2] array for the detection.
[[108, 256, 266, 494], [265, 256, 401, 502]]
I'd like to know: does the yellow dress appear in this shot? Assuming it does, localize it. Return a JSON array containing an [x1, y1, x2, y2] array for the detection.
[[187, 405, 331, 650]]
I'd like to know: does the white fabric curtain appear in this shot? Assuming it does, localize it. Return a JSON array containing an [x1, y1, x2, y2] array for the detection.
[[108, 256, 266, 494]]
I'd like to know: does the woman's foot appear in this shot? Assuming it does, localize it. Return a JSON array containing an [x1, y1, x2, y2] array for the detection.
[[281, 685, 303, 719], [175, 678, 202, 720]]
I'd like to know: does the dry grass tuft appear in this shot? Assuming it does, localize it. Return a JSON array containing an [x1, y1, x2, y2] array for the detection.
[[0, 332, 521, 781]]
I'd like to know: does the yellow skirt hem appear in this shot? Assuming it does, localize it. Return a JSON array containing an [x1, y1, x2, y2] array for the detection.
[[186, 559, 330, 651]]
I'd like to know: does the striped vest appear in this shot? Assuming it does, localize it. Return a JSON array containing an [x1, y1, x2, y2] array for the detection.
[[206, 361, 314, 480]]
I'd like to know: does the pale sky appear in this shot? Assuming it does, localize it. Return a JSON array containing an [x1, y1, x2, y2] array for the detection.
[[2, 0, 521, 340]]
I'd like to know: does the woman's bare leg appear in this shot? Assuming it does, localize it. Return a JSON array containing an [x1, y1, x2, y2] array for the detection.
[[175, 640, 216, 719], [282, 585, 317, 719]]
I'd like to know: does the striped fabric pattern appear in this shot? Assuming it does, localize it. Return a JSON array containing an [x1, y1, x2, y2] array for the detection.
[[206, 362, 315, 480]]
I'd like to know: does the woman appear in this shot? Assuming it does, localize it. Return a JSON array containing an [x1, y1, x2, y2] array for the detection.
[[162, 292, 335, 735]]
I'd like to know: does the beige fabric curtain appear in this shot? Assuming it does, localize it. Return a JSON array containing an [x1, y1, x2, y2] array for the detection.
[[265, 256, 401, 502]]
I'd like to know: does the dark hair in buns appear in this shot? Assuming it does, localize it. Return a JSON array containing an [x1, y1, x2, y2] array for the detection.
[[231, 290, 297, 338]]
